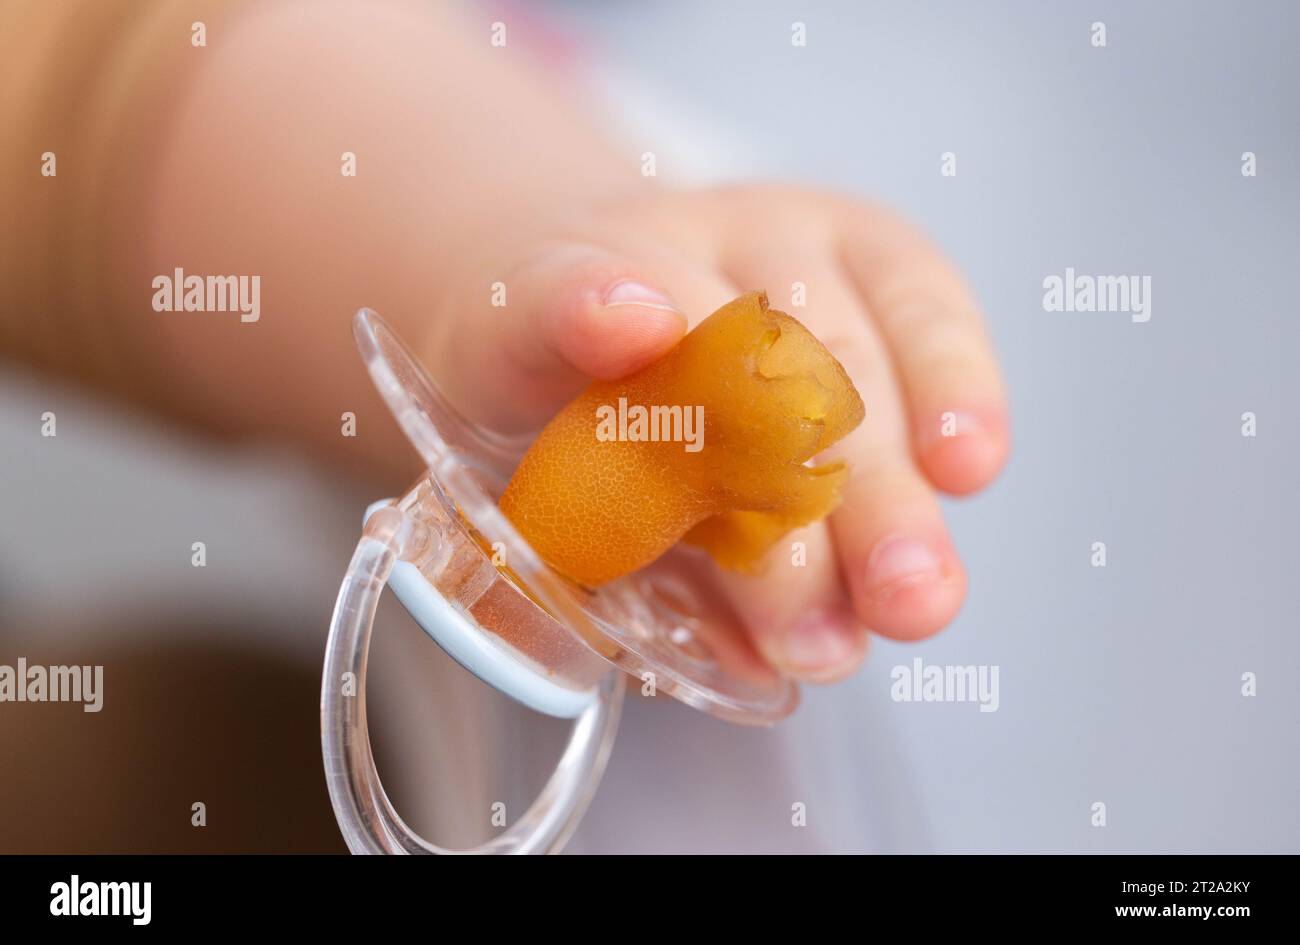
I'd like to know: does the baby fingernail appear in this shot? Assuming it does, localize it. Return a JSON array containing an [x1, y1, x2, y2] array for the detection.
[[602, 279, 679, 312], [866, 537, 944, 600], [780, 608, 858, 675]]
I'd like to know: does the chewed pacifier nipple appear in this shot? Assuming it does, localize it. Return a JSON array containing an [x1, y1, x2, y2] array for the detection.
[[350, 305, 799, 726], [323, 303, 834, 855], [499, 291, 864, 586]]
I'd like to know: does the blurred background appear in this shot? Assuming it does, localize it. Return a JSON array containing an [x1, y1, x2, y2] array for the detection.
[[2, 0, 1296, 853]]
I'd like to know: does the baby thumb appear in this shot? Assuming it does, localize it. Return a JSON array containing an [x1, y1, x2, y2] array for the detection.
[[427, 242, 687, 432]]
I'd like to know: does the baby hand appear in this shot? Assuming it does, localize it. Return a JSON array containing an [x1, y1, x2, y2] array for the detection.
[[422, 186, 1009, 683]]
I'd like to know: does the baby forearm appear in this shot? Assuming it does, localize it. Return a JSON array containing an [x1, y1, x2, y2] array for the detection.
[[1, 0, 633, 482]]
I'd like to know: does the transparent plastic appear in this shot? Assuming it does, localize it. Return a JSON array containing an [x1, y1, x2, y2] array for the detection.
[[321, 308, 797, 854], [351, 308, 797, 723], [321, 505, 624, 854]]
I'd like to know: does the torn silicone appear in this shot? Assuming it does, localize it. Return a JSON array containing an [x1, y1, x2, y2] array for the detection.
[[354, 307, 797, 725]]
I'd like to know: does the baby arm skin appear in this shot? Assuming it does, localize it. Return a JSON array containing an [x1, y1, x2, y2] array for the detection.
[[1, 0, 635, 483]]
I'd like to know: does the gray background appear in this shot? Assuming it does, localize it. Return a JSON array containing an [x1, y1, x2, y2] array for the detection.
[[2, 0, 1296, 852], [564, 0, 1300, 853]]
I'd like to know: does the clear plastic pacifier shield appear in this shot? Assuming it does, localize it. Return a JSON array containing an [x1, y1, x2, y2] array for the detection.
[[322, 308, 796, 854], [356, 306, 796, 721]]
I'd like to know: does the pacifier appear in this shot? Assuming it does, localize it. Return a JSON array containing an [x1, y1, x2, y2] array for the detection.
[[321, 309, 798, 854]]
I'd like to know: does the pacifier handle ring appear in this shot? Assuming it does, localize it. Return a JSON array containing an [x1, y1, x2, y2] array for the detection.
[[320, 519, 624, 855]]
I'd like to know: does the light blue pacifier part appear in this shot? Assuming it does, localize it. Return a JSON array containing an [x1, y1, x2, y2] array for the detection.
[[363, 499, 597, 720]]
